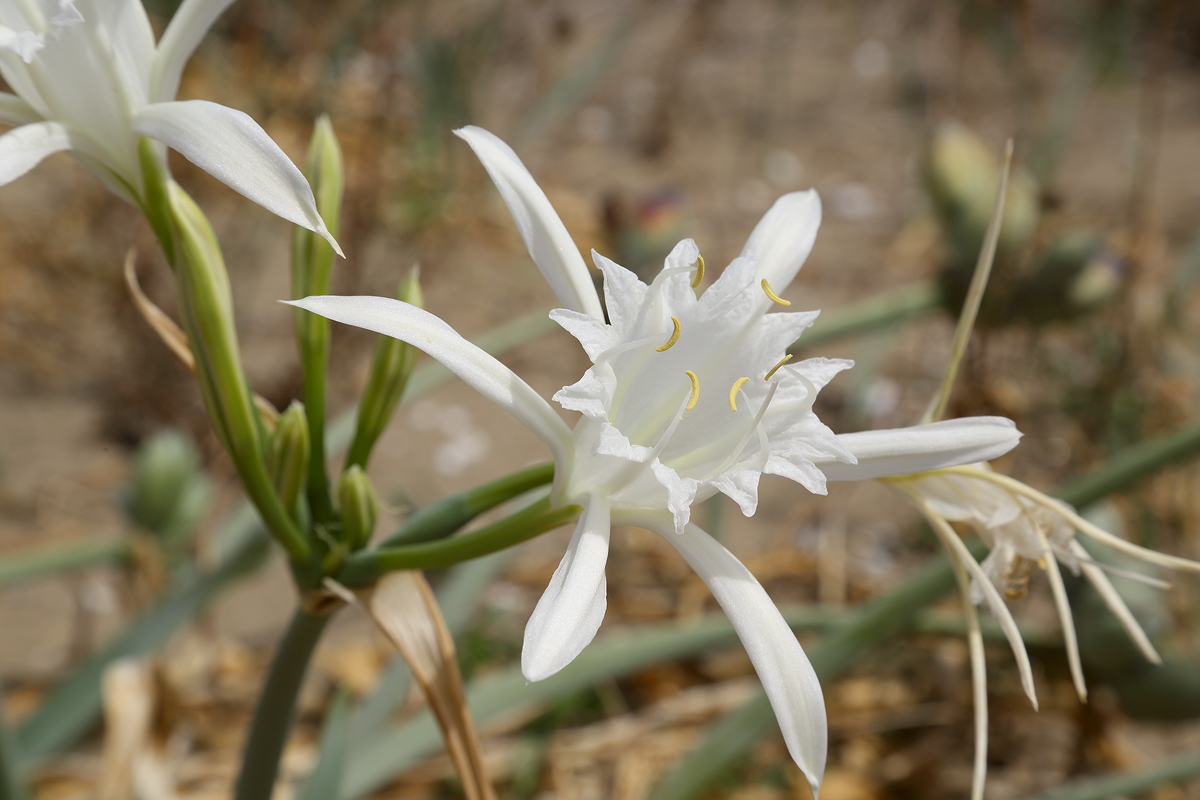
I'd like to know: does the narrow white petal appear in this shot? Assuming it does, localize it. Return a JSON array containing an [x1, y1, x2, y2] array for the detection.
[[618, 509, 828, 795], [739, 189, 822, 294], [817, 417, 1022, 481], [522, 495, 609, 682], [944, 543, 989, 800], [928, 514, 1039, 709], [0, 92, 41, 125], [454, 125, 603, 319], [1071, 541, 1161, 664], [132, 100, 342, 255], [1040, 549, 1087, 701], [549, 307, 617, 360], [0, 120, 74, 185], [287, 295, 573, 465], [151, 0, 236, 102]]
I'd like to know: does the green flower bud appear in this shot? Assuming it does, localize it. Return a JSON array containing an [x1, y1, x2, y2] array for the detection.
[[168, 182, 310, 563], [926, 122, 1039, 263], [336, 466, 379, 550], [126, 429, 201, 533], [345, 268, 423, 470], [268, 401, 311, 518], [291, 115, 346, 524]]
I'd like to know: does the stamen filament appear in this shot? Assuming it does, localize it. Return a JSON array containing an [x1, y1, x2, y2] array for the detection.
[[764, 354, 792, 381], [691, 255, 705, 288], [729, 377, 749, 411], [685, 370, 700, 410], [761, 278, 791, 306], [656, 317, 682, 352]]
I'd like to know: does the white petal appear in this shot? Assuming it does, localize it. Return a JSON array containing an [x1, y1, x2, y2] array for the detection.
[[287, 295, 573, 465], [1040, 549, 1087, 702], [739, 189, 822, 294], [549, 307, 617, 360], [150, 0, 235, 102], [95, 0, 155, 105], [618, 510, 827, 796], [1071, 541, 1161, 664], [0, 120, 74, 185], [0, 91, 40, 125], [522, 495, 610, 681], [132, 100, 342, 255], [593, 250, 647, 336], [929, 514, 1039, 708], [817, 417, 1022, 481], [454, 125, 603, 319]]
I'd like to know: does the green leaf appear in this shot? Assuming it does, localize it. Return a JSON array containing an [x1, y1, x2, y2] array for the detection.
[[1019, 749, 1200, 800], [16, 529, 268, 765], [299, 690, 354, 800]]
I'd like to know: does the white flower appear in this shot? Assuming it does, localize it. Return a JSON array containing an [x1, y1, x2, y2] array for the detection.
[[0, 0, 339, 252], [889, 463, 1200, 800], [290, 125, 1023, 794]]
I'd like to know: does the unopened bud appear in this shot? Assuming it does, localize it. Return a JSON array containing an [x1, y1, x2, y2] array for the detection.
[[168, 182, 310, 563], [268, 401, 311, 516], [925, 123, 1038, 262], [345, 268, 423, 469], [125, 429, 211, 547], [336, 466, 379, 550]]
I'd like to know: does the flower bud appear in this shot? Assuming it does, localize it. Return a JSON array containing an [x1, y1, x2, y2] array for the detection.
[[345, 268, 423, 469], [125, 430, 211, 547], [168, 182, 310, 563], [268, 401, 311, 518], [336, 465, 379, 550], [925, 122, 1039, 262], [291, 115, 345, 523]]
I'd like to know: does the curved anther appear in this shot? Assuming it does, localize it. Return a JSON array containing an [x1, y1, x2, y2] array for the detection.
[[685, 370, 700, 410], [764, 354, 792, 381], [729, 377, 750, 411], [657, 316, 682, 352], [691, 255, 706, 288], [761, 278, 791, 306]]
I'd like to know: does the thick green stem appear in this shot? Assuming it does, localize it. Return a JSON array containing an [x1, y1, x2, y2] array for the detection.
[[234, 609, 332, 800], [338, 498, 580, 587]]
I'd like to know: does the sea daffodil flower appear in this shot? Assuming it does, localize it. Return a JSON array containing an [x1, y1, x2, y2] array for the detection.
[[888, 463, 1200, 800], [290, 126, 1022, 793], [0, 0, 339, 252]]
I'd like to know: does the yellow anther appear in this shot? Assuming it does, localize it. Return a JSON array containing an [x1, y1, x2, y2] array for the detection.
[[764, 354, 792, 381], [761, 278, 791, 306], [691, 255, 706, 288], [729, 376, 749, 411], [685, 371, 700, 410], [656, 316, 682, 352]]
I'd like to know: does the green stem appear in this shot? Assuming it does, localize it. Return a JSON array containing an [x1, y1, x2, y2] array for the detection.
[[338, 498, 580, 587], [1020, 748, 1200, 800], [380, 462, 555, 548], [234, 609, 332, 800], [0, 685, 29, 800], [0, 538, 130, 589], [792, 280, 943, 352]]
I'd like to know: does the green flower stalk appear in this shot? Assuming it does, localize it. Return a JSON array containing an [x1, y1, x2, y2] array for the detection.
[[336, 466, 379, 551], [292, 115, 345, 524], [268, 402, 311, 522], [345, 268, 423, 470], [168, 182, 310, 565]]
